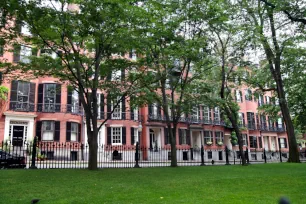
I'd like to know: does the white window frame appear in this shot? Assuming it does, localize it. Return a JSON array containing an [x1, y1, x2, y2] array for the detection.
[[242, 134, 247, 146], [215, 132, 224, 144], [214, 107, 220, 122], [203, 106, 211, 121], [111, 97, 122, 119], [20, 45, 32, 63], [42, 121, 54, 141], [111, 70, 121, 81], [280, 138, 286, 148], [70, 122, 78, 142], [21, 22, 31, 36], [236, 90, 241, 102], [204, 131, 212, 145], [192, 106, 199, 119], [111, 127, 122, 145], [238, 112, 244, 126], [133, 128, 139, 145]]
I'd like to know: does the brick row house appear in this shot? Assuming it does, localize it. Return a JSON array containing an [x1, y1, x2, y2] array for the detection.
[[0, 8, 289, 162]]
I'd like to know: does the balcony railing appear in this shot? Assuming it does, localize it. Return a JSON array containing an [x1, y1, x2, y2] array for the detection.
[[100, 112, 142, 121], [8, 102, 83, 115]]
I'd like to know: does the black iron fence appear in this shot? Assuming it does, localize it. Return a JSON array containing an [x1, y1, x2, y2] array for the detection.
[[1, 141, 305, 169]]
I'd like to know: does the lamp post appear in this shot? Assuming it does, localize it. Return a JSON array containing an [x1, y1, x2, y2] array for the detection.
[[134, 123, 142, 168]]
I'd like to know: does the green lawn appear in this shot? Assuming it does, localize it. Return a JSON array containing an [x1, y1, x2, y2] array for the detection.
[[0, 163, 306, 204]]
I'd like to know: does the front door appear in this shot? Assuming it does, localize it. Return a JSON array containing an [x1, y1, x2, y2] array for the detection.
[[150, 129, 157, 151], [12, 126, 24, 146]]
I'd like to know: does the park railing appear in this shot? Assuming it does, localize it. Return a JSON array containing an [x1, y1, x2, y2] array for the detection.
[[1, 140, 304, 169]]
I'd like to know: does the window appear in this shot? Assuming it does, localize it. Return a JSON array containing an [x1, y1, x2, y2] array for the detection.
[[245, 89, 252, 101], [203, 106, 211, 122], [215, 132, 224, 145], [0, 43, 3, 57], [277, 118, 283, 129], [179, 129, 187, 144], [258, 136, 262, 148], [247, 112, 255, 129], [10, 81, 35, 112], [41, 48, 57, 59], [71, 90, 79, 113], [238, 112, 245, 127], [249, 136, 257, 148], [133, 128, 139, 145], [192, 106, 200, 122], [204, 131, 212, 145], [42, 121, 55, 141], [44, 84, 56, 111], [129, 49, 137, 60], [111, 97, 122, 119], [21, 22, 31, 35], [111, 69, 121, 81], [268, 116, 274, 130], [213, 107, 220, 123], [279, 138, 287, 148], [258, 95, 264, 106], [265, 96, 270, 104], [242, 134, 248, 146], [70, 123, 78, 142], [208, 151, 212, 159], [235, 90, 243, 102], [13, 45, 32, 63], [260, 115, 267, 129], [112, 127, 122, 145]]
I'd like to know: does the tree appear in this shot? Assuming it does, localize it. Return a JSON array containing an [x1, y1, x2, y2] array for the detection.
[[259, 0, 306, 25], [3, 0, 144, 170], [240, 0, 300, 162], [135, 0, 214, 167]]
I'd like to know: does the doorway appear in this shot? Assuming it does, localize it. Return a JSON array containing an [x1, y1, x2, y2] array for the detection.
[[12, 126, 24, 147]]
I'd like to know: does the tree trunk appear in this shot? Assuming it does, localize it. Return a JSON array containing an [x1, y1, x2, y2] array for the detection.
[[275, 73, 299, 162], [87, 130, 98, 170], [224, 106, 247, 165], [170, 124, 177, 167]]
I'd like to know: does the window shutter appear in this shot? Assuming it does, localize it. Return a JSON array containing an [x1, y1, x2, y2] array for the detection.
[[32, 47, 38, 56], [54, 121, 60, 141], [242, 113, 245, 126], [37, 84, 44, 112], [240, 91, 243, 102], [13, 44, 21, 62], [67, 88, 72, 112], [122, 96, 126, 120], [55, 84, 61, 112], [186, 129, 191, 145], [29, 83, 35, 111], [9, 80, 18, 110], [164, 128, 169, 145], [131, 127, 134, 145], [148, 104, 153, 115], [100, 94, 104, 119], [107, 72, 111, 81], [107, 127, 111, 145], [121, 68, 125, 81], [36, 121, 42, 141], [107, 95, 111, 118], [78, 123, 81, 142], [157, 104, 161, 116], [66, 122, 71, 142], [179, 129, 182, 145], [284, 138, 287, 148], [122, 127, 126, 144], [130, 96, 134, 120]]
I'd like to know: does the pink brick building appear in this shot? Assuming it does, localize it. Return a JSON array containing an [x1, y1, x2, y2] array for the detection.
[[0, 20, 289, 163]]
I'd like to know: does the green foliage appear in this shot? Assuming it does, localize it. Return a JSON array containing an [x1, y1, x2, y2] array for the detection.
[[0, 85, 9, 100]]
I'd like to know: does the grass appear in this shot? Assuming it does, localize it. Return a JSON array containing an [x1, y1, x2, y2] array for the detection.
[[0, 163, 306, 204]]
